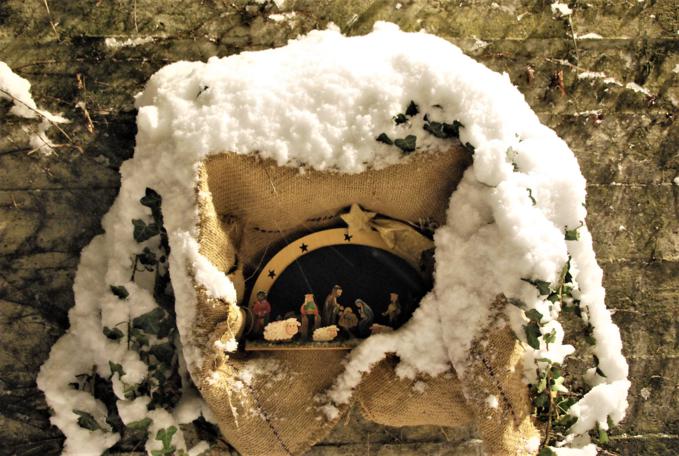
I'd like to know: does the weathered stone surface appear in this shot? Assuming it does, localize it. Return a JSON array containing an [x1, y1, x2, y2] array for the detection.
[[0, 0, 677, 454]]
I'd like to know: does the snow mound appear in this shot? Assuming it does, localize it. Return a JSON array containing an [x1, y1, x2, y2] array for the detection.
[[38, 22, 628, 455]]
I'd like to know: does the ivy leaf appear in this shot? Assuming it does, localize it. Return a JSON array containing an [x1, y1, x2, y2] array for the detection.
[[132, 219, 160, 242], [522, 278, 552, 296], [73, 410, 102, 431], [138, 247, 158, 267], [524, 322, 541, 349], [132, 307, 172, 338], [151, 425, 177, 456], [103, 326, 124, 341], [565, 223, 582, 241], [130, 327, 150, 350], [149, 342, 175, 365], [525, 308, 543, 323], [376, 133, 393, 145], [140, 188, 162, 211], [598, 427, 609, 444], [544, 328, 557, 345], [538, 448, 556, 456], [126, 417, 152, 432], [109, 361, 125, 379], [405, 100, 419, 117], [584, 324, 596, 345], [527, 188, 536, 205], [393, 113, 408, 125], [394, 135, 417, 153], [423, 119, 464, 139], [110, 285, 129, 300]]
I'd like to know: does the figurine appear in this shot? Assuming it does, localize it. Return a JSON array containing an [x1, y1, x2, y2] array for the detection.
[[264, 318, 301, 341], [313, 325, 339, 342], [299, 293, 321, 340], [382, 292, 401, 324], [323, 285, 344, 326], [338, 307, 358, 338], [355, 299, 374, 338], [251, 291, 272, 336]]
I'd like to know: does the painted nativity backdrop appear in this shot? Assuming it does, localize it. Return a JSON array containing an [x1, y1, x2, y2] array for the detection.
[[6, 2, 675, 455]]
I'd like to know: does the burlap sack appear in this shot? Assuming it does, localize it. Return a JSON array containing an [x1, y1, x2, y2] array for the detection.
[[190, 147, 540, 455]]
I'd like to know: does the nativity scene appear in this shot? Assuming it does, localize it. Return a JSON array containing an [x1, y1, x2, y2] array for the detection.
[[241, 204, 433, 350]]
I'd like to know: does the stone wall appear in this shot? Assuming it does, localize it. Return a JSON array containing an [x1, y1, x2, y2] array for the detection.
[[0, 1, 677, 454]]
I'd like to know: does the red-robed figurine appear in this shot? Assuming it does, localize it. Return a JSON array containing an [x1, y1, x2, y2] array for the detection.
[[252, 291, 272, 336]]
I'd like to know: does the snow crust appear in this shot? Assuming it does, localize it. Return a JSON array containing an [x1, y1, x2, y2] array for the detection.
[[38, 22, 629, 455]]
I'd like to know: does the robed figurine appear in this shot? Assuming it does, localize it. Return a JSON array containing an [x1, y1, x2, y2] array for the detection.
[[323, 285, 343, 326], [300, 293, 321, 340]]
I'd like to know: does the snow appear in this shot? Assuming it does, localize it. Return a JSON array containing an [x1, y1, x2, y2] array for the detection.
[[38, 22, 628, 455], [551, 2, 573, 17], [0, 61, 68, 154], [625, 82, 652, 96], [485, 395, 499, 409], [576, 32, 603, 40], [105, 36, 155, 48]]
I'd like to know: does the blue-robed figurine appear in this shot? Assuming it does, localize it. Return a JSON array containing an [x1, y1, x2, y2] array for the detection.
[[355, 299, 374, 338]]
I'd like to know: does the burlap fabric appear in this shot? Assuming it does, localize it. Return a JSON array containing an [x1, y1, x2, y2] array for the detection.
[[189, 146, 539, 455]]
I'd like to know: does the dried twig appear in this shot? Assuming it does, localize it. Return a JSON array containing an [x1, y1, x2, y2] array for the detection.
[[42, 0, 60, 38], [0, 87, 74, 144]]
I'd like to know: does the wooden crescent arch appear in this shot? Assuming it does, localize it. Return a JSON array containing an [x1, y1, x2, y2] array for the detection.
[[247, 227, 421, 308]]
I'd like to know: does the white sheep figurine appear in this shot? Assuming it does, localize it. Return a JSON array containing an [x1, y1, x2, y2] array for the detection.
[[312, 325, 339, 342], [263, 318, 301, 341]]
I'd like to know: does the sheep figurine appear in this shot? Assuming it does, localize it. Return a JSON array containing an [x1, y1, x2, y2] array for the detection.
[[370, 323, 394, 335], [263, 318, 301, 341], [312, 325, 339, 342]]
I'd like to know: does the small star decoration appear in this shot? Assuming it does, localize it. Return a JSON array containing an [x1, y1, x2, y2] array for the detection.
[[344, 233, 353, 242], [340, 204, 376, 232], [267, 270, 276, 279], [299, 243, 309, 253]]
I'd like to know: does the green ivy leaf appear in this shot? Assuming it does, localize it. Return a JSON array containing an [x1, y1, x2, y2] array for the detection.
[[527, 188, 536, 205], [394, 135, 417, 154], [110, 285, 129, 300], [405, 100, 419, 117], [130, 327, 150, 350], [126, 417, 152, 431], [73, 409, 102, 431], [598, 427, 609, 444], [376, 133, 393, 145], [103, 326, 124, 341], [140, 188, 162, 211], [538, 447, 556, 456], [132, 307, 172, 338], [522, 278, 552, 296], [109, 361, 125, 379], [423, 119, 464, 139], [544, 328, 557, 345], [565, 224, 582, 241], [524, 322, 541, 349], [138, 247, 158, 267], [393, 113, 408, 125], [132, 219, 160, 243], [149, 342, 175, 365], [151, 425, 177, 456], [525, 308, 544, 323]]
